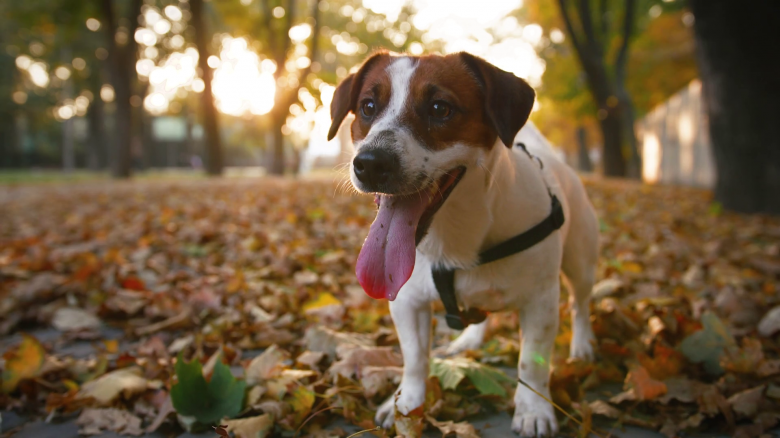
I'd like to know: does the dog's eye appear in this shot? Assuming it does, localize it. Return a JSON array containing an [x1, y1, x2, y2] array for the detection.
[[361, 100, 376, 118], [430, 101, 452, 120]]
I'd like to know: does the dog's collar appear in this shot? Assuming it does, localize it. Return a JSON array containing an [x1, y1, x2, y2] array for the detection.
[[432, 142, 565, 331]]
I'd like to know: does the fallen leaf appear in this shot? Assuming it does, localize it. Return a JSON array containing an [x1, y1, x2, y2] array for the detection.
[[146, 394, 176, 433], [224, 413, 274, 438], [727, 385, 765, 419], [589, 400, 621, 418], [76, 408, 144, 436], [135, 308, 192, 336], [245, 345, 289, 385], [429, 357, 513, 397], [722, 337, 764, 374], [302, 291, 342, 313], [78, 367, 150, 404], [360, 366, 403, 397], [680, 311, 735, 375], [425, 414, 480, 438], [625, 365, 667, 401], [2, 333, 45, 393], [303, 326, 374, 357], [51, 307, 101, 331], [329, 345, 402, 379], [295, 350, 325, 369], [288, 385, 315, 425], [757, 305, 780, 337], [170, 354, 246, 425], [395, 399, 424, 438]]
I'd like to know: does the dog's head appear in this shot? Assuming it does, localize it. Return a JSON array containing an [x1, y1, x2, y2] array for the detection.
[[329, 52, 535, 301]]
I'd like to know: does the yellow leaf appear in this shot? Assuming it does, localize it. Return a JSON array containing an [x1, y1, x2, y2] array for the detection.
[[622, 262, 644, 274], [63, 379, 80, 391], [302, 292, 341, 313], [103, 339, 119, 354], [2, 334, 46, 393], [288, 385, 314, 424]]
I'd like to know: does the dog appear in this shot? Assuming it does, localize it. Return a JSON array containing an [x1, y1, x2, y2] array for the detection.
[[327, 51, 599, 437]]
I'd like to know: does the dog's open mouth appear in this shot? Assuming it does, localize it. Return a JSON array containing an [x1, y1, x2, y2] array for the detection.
[[356, 167, 466, 301]]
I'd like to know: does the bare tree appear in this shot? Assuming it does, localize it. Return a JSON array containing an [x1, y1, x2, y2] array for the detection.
[[557, 0, 640, 178]]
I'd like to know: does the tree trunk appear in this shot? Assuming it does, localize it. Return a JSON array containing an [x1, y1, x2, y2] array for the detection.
[[599, 108, 627, 177], [100, 0, 141, 179], [268, 113, 286, 175], [61, 49, 75, 173], [616, 88, 640, 179], [576, 126, 592, 172], [263, 0, 321, 176], [691, 0, 780, 214], [86, 94, 105, 170], [191, 0, 223, 176]]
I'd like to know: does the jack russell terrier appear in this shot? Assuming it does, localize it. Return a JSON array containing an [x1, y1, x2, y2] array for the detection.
[[328, 51, 599, 437]]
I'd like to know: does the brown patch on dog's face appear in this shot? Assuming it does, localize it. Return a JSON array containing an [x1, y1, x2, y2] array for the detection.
[[350, 56, 393, 143], [400, 54, 498, 151]]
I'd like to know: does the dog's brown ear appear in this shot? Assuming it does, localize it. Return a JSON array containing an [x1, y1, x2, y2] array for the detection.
[[458, 52, 536, 148], [328, 52, 388, 141]]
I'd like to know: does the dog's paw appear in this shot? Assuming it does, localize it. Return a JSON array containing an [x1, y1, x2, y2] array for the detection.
[[395, 383, 426, 415], [445, 332, 483, 355], [569, 328, 596, 362], [374, 395, 395, 430], [445, 322, 486, 355], [511, 407, 558, 437]]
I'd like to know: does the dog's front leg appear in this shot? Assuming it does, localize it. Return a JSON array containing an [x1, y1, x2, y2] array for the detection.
[[512, 288, 559, 437], [374, 287, 432, 429]]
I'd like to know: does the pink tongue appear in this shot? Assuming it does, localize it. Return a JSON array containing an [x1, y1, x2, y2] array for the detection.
[[356, 193, 430, 300]]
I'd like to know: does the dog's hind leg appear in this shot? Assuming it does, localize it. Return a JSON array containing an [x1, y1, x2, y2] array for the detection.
[[561, 229, 598, 361], [445, 319, 488, 355], [374, 286, 433, 429]]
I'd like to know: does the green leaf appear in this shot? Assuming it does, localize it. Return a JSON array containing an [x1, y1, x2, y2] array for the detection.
[[171, 353, 247, 425], [680, 312, 735, 375], [430, 358, 467, 390], [430, 357, 513, 397]]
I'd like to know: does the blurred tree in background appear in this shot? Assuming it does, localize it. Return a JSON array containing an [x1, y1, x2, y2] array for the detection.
[[526, 0, 697, 178], [4, 0, 774, 211], [690, 0, 780, 214], [191, 0, 223, 175], [100, 0, 143, 178]]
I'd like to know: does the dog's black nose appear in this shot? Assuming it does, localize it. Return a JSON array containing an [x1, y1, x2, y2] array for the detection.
[[353, 149, 400, 189]]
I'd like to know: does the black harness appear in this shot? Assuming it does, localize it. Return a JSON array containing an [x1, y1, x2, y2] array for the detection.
[[431, 143, 566, 330]]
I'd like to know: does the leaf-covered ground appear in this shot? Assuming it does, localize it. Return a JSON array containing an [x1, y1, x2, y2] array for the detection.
[[1, 177, 779, 438]]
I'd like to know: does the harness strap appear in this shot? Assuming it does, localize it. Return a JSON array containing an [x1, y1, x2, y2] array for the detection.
[[434, 143, 565, 330]]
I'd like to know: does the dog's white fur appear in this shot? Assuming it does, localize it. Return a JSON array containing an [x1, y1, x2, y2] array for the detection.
[[349, 57, 599, 437]]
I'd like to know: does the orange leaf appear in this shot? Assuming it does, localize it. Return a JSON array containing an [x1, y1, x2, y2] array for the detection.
[[638, 343, 684, 380], [2, 334, 46, 393], [625, 364, 667, 401], [121, 277, 145, 291]]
